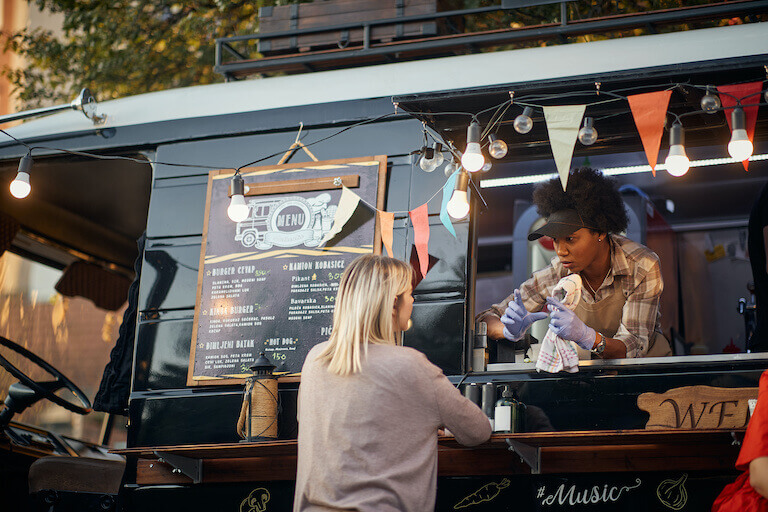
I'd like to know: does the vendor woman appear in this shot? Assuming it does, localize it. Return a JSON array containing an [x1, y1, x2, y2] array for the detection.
[[478, 167, 670, 359]]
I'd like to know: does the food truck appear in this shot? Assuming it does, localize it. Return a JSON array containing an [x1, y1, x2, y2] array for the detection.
[[1, 2, 768, 510]]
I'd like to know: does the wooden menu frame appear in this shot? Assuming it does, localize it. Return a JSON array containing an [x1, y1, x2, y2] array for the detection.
[[188, 156, 387, 386]]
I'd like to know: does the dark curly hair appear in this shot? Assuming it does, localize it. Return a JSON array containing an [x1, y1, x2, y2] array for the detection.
[[532, 167, 628, 234]]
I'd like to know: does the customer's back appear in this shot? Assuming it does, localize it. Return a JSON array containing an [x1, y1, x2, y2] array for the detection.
[[294, 341, 491, 512]]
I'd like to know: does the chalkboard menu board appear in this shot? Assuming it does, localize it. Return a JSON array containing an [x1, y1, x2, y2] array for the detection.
[[188, 156, 387, 385]]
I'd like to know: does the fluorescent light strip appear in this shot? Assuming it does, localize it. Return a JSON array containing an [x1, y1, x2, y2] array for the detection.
[[480, 153, 768, 188]]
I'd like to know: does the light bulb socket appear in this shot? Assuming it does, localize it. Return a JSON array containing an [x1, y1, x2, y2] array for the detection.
[[732, 107, 746, 131], [488, 134, 499, 144], [583, 117, 594, 129], [454, 170, 469, 193], [230, 172, 244, 197], [466, 121, 480, 144], [669, 123, 684, 146], [423, 146, 435, 159], [432, 142, 442, 154], [18, 153, 32, 174], [521, 106, 533, 118]]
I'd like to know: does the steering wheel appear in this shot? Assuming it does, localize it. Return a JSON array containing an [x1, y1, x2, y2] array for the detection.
[[0, 335, 91, 415]]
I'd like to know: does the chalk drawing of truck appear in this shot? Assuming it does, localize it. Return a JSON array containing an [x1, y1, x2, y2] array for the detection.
[[234, 193, 337, 250]]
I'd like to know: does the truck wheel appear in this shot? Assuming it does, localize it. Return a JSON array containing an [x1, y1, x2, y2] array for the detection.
[[241, 231, 257, 247]]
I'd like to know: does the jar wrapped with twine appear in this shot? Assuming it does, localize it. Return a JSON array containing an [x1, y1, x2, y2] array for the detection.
[[237, 352, 278, 441]]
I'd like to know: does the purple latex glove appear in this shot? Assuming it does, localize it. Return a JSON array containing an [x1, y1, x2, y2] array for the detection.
[[500, 290, 548, 341], [546, 296, 596, 350]]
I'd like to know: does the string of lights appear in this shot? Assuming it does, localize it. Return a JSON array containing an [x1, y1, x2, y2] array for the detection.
[[3, 79, 768, 223], [407, 79, 767, 219]]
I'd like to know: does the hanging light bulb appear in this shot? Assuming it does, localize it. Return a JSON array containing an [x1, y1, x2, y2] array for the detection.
[[419, 142, 444, 172], [432, 142, 444, 167], [578, 117, 598, 146], [513, 107, 534, 134], [461, 121, 485, 172], [446, 170, 470, 219], [444, 159, 459, 178], [488, 134, 508, 159], [227, 172, 250, 222], [10, 153, 32, 199], [700, 86, 721, 114], [728, 107, 754, 161], [664, 123, 690, 177], [419, 145, 438, 172], [481, 162, 492, 172]]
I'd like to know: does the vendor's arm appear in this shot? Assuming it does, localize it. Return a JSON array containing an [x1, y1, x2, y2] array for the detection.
[[477, 266, 557, 341], [611, 258, 664, 358]]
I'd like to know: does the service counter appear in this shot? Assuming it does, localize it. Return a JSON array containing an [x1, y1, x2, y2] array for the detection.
[[115, 429, 742, 486], [118, 354, 768, 510]]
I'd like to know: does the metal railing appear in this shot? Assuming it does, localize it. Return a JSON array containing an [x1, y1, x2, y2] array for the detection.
[[213, 0, 768, 79]]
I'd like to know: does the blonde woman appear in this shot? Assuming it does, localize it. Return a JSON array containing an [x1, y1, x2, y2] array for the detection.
[[294, 254, 491, 512]]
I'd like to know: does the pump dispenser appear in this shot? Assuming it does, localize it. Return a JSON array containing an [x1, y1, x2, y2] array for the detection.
[[494, 386, 514, 433]]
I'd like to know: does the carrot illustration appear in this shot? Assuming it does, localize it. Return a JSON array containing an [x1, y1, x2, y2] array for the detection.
[[454, 478, 510, 509]]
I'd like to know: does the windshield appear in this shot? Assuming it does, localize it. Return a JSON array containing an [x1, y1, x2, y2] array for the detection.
[[0, 251, 126, 447]]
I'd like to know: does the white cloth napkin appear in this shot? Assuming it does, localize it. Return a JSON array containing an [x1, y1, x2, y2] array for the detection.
[[535, 274, 582, 374]]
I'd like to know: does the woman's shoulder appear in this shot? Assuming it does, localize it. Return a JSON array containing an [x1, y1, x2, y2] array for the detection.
[[612, 234, 660, 270], [301, 341, 330, 371], [369, 344, 437, 371]]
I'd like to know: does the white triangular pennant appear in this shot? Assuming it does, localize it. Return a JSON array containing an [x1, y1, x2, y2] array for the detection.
[[321, 186, 360, 244], [543, 105, 586, 191]]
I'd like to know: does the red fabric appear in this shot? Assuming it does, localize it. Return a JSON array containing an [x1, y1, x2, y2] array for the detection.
[[409, 203, 430, 278], [712, 371, 768, 511], [627, 90, 672, 176]]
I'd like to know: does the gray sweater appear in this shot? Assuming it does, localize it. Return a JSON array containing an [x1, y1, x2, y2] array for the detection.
[[294, 342, 492, 512]]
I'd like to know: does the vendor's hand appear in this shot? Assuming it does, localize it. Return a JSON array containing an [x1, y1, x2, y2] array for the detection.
[[546, 296, 596, 350], [500, 290, 548, 341]]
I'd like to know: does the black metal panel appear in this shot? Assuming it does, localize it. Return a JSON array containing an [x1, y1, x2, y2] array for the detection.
[[383, 162, 413, 215], [0, 98, 406, 161], [133, 317, 193, 391], [152, 120, 422, 180], [128, 388, 298, 447], [139, 237, 202, 312], [408, 158, 465, 216], [404, 300, 465, 376], [410, 220, 468, 298], [127, 482, 297, 512], [122, 470, 735, 511], [145, 175, 209, 239], [461, 363, 766, 432]]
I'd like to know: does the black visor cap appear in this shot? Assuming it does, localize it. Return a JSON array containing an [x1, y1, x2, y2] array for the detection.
[[528, 209, 596, 241]]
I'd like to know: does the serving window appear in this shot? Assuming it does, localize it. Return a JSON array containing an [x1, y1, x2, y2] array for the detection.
[[394, 59, 768, 369]]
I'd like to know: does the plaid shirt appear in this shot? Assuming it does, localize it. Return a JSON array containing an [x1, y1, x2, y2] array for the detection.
[[485, 234, 663, 358]]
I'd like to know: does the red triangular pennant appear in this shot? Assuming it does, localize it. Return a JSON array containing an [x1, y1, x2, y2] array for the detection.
[[628, 90, 672, 177], [409, 203, 430, 278], [718, 82, 763, 171]]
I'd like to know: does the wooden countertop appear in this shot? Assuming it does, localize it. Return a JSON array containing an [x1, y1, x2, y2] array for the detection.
[[114, 429, 744, 484]]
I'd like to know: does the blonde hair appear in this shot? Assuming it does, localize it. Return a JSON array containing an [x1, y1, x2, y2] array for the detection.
[[316, 254, 413, 376]]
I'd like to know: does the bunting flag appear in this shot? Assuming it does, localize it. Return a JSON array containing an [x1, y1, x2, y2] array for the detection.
[[377, 210, 394, 257], [409, 245, 439, 288], [409, 203, 430, 277], [627, 90, 672, 176], [543, 105, 586, 191], [321, 185, 360, 244], [439, 170, 459, 239], [718, 81, 763, 171]]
